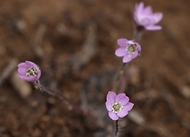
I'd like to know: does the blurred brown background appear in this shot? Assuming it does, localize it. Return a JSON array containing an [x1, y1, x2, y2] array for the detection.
[[0, 0, 190, 137]]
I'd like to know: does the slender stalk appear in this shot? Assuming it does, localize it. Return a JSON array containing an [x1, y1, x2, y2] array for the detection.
[[115, 120, 119, 137], [133, 25, 144, 42], [113, 63, 128, 93], [118, 67, 128, 93], [34, 81, 95, 120]]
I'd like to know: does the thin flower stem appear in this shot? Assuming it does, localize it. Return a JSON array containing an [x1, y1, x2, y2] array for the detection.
[[115, 120, 119, 137], [34, 81, 95, 120], [133, 25, 144, 42], [118, 67, 128, 93], [113, 63, 128, 93]]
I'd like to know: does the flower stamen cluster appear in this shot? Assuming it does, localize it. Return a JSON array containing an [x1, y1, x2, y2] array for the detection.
[[112, 102, 123, 113], [126, 44, 137, 57], [26, 67, 38, 77]]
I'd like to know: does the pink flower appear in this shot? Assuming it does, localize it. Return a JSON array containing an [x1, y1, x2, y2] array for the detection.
[[17, 61, 41, 82], [115, 38, 141, 63], [105, 91, 134, 120], [134, 2, 163, 31]]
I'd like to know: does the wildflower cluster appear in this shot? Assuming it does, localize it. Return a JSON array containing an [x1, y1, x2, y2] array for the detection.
[[17, 1, 162, 135], [105, 2, 162, 121]]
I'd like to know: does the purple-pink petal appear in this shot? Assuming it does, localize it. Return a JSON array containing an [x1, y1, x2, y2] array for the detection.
[[122, 55, 132, 63], [127, 40, 135, 45], [140, 18, 152, 26], [153, 12, 163, 23], [18, 67, 27, 75], [145, 25, 162, 31], [143, 6, 152, 15], [117, 107, 129, 118], [124, 102, 134, 111], [106, 91, 116, 104], [131, 51, 139, 59], [136, 43, 141, 51], [115, 93, 129, 106], [36, 72, 41, 80], [108, 111, 119, 120], [117, 38, 128, 48], [18, 62, 30, 68], [136, 2, 144, 14], [105, 101, 112, 111], [115, 48, 127, 57]]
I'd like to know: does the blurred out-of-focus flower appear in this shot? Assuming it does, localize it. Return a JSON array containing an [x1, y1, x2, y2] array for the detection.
[[115, 38, 141, 63], [134, 2, 163, 31], [18, 61, 41, 82], [105, 91, 134, 120]]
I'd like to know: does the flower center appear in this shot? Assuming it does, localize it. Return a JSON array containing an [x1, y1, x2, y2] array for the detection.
[[126, 44, 136, 54], [112, 102, 123, 113], [26, 67, 38, 77]]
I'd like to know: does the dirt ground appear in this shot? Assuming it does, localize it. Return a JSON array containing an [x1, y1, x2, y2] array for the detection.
[[0, 0, 190, 137]]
